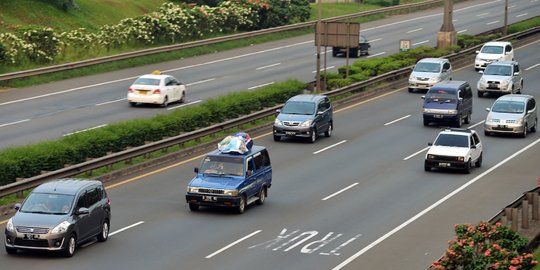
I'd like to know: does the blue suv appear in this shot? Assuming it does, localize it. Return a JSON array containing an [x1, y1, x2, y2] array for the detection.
[[185, 146, 272, 214]]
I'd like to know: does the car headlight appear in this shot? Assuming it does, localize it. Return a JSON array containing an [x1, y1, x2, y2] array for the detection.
[[274, 119, 283, 126], [299, 120, 313, 127], [458, 157, 465, 162], [500, 80, 510, 86], [51, 221, 71, 234], [516, 118, 524, 124], [427, 154, 435, 160], [223, 189, 239, 196], [409, 75, 414, 81], [6, 218, 15, 232], [187, 186, 199, 193], [478, 77, 487, 84], [428, 77, 440, 83], [448, 109, 458, 115]]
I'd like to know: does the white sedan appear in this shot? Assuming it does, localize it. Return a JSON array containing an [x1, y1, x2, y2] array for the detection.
[[127, 72, 186, 107]]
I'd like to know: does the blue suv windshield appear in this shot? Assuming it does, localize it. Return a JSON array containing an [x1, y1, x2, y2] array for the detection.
[[281, 101, 315, 115], [200, 156, 244, 176], [20, 193, 75, 215]]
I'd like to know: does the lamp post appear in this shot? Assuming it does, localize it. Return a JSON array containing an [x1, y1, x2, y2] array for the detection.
[[315, 0, 322, 93]]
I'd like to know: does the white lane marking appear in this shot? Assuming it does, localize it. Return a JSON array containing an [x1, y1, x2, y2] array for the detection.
[[314, 50, 332, 55], [403, 146, 430, 161], [96, 98, 127, 106], [186, 78, 216, 86], [63, 124, 108, 136], [516, 13, 528, 18], [313, 140, 348, 155], [333, 138, 540, 270], [312, 66, 335, 73], [367, 52, 386, 58], [0, 119, 30, 128], [525, 63, 540, 71], [362, 0, 502, 32], [256, 63, 281, 70], [477, 12, 489, 16], [457, 29, 468, 34], [469, 120, 485, 129], [206, 230, 262, 259], [248, 82, 275, 90], [487, 20, 500, 25], [452, 19, 458, 22], [413, 40, 430, 46], [509, 5, 516, 8], [167, 100, 203, 110], [369, 38, 382, 43], [384, 115, 411, 126], [406, 28, 423, 33], [109, 221, 144, 236], [322, 183, 359, 201]]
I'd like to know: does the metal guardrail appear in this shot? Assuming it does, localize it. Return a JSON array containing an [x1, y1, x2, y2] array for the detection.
[[0, 0, 449, 82], [1, 25, 539, 199]]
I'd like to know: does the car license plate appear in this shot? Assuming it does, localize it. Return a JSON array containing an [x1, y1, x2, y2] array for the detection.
[[285, 131, 296, 135], [202, 196, 217, 202], [488, 84, 498, 89], [23, 234, 40, 240], [438, 162, 450, 167], [434, 115, 443, 119], [138, 90, 148, 95]]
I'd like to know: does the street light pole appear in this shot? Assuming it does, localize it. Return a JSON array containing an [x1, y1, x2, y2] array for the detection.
[[315, 0, 322, 93]]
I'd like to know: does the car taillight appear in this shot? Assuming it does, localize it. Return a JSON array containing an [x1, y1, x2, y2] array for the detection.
[[128, 88, 134, 93], [153, 89, 161, 94]]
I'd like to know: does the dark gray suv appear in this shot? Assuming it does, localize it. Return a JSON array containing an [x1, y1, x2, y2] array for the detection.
[[273, 94, 333, 143], [5, 179, 111, 257]]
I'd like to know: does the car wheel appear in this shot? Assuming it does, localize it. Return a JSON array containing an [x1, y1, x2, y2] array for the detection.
[[521, 124, 528, 138], [5, 246, 17, 255], [161, 96, 169, 107], [424, 161, 431, 172], [477, 91, 483, 98], [237, 195, 246, 214], [180, 91, 186, 103], [464, 159, 472, 174], [63, 234, 77, 257], [484, 130, 491, 136], [475, 68, 480, 72], [518, 80, 523, 93], [256, 187, 266, 205], [464, 113, 471, 124], [189, 203, 199, 211], [475, 153, 483, 168], [531, 118, 537, 133], [423, 119, 429, 126], [129, 102, 137, 107], [309, 128, 317, 143], [273, 135, 281, 142], [408, 88, 414, 93], [325, 122, 333, 137], [456, 115, 463, 128], [97, 220, 109, 242]]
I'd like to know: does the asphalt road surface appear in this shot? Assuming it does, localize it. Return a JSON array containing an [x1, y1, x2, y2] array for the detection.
[[0, 0, 538, 148], [1, 31, 539, 270]]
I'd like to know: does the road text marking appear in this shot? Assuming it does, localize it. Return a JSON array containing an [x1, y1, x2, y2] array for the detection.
[[206, 230, 262, 259], [322, 183, 359, 201]]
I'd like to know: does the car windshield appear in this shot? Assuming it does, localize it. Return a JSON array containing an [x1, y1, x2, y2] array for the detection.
[[281, 101, 315, 115], [414, 62, 441, 73], [425, 89, 457, 103], [484, 65, 512, 76], [480, 45, 504, 54], [491, 100, 525, 114], [200, 156, 244, 176], [434, 134, 469, 147], [133, 77, 161, 86], [20, 193, 75, 215]]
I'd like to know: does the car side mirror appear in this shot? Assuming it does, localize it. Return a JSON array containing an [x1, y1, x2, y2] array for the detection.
[[276, 109, 281, 114], [14, 203, 21, 210], [246, 170, 253, 176], [458, 97, 463, 102], [479, 70, 484, 74], [428, 142, 433, 146], [317, 111, 323, 116], [475, 50, 480, 54], [471, 145, 476, 149], [194, 167, 199, 173], [76, 207, 89, 215], [514, 72, 519, 76], [421, 96, 426, 100], [486, 108, 491, 112]]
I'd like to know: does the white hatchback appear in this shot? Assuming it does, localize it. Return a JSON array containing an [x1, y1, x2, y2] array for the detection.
[[127, 73, 186, 107]]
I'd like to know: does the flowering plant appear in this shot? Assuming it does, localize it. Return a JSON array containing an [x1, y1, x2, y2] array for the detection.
[[432, 221, 537, 270]]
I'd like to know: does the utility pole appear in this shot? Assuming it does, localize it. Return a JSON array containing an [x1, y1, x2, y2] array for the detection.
[[315, 0, 322, 93], [503, 0, 508, 35], [437, 0, 457, 49]]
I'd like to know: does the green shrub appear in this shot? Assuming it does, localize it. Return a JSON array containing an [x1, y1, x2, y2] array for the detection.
[[349, 71, 370, 82], [327, 78, 352, 89]]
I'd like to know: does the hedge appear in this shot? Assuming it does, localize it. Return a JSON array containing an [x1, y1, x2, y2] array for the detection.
[[0, 79, 305, 185]]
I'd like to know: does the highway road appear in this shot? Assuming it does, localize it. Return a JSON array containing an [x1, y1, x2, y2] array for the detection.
[[0, 0, 539, 148], [1, 32, 539, 269]]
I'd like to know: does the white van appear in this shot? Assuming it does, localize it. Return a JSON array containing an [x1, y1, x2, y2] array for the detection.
[[474, 41, 514, 71]]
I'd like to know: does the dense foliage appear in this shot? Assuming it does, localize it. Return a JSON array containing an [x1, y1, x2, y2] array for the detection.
[[0, 80, 305, 186]]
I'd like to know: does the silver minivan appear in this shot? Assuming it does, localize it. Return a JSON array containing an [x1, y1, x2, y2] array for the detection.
[[408, 58, 453, 93], [484, 94, 537, 137], [477, 61, 523, 97]]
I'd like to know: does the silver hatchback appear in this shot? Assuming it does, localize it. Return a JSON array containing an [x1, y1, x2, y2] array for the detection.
[[484, 94, 537, 137], [477, 61, 523, 97]]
